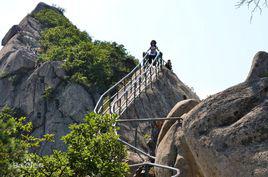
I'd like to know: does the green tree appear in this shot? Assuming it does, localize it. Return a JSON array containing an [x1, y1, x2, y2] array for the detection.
[[0, 109, 128, 177], [33, 8, 138, 92], [62, 113, 129, 177], [0, 107, 53, 177]]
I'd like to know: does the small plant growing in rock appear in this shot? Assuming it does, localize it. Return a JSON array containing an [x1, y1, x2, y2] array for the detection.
[[259, 72, 268, 78], [43, 86, 54, 100], [8, 74, 23, 86]]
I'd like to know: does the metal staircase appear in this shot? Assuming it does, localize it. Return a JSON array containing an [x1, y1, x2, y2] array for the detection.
[[94, 52, 164, 115], [94, 52, 180, 177]]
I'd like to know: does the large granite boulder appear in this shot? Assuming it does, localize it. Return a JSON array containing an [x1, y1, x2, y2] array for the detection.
[[155, 100, 202, 177], [183, 51, 268, 177], [157, 99, 200, 146]]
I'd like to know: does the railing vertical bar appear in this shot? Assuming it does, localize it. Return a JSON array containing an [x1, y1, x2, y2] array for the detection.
[[145, 165, 149, 177], [134, 127, 138, 147], [150, 66, 153, 89]]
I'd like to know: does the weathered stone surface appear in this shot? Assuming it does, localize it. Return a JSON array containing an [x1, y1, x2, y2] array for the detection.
[[1, 25, 21, 46], [183, 52, 268, 177], [119, 68, 199, 157], [247, 51, 268, 82], [0, 49, 36, 77], [155, 100, 203, 177], [0, 4, 98, 154], [157, 99, 200, 146], [155, 119, 204, 177]]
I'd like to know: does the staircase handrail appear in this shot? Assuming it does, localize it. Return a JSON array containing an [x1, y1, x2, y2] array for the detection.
[[111, 57, 162, 114], [94, 51, 165, 114], [94, 53, 147, 114]]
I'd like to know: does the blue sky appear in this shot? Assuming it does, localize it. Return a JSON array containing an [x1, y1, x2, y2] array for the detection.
[[0, 0, 267, 98]]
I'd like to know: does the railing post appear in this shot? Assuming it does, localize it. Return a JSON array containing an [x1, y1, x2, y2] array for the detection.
[[125, 89, 128, 109], [100, 98, 103, 115], [123, 79, 127, 111], [155, 61, 158, 79], [145, 69, 147, 91], [134, 126, 138, 147], [150, 66, 153, 89], [119, 97, 122, 115], [139, 66, 142, 96], [145, 165, 149, 177], [130, 78, 133, 94], [109, 93, 112, 114]]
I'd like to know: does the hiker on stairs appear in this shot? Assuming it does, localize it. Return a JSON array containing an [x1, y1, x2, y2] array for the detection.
[[143, 40, 162, 67]]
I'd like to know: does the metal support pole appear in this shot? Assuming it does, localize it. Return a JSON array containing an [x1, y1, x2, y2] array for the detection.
[[109, 93, 112, 114], [119, 97, 122, 115], [145, 70, 147, 91], [145, 165, 149, 177], [155, 63, 158, 79], [134, 127, 138, 147], [126, 90, 128, 109], [139, 67, 142, 96], [150, 67, 153, 89]]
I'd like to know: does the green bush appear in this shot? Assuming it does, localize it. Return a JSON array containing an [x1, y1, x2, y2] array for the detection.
[[0, 109, 128, 177], [33, 8, 138, 92], [62, 113, 129, 177], [0, 107, 53, 177]]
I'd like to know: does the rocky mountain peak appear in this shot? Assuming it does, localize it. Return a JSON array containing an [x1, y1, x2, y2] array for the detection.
[[0, 2, 198, 157], [247, 51, 268, 81], [31, 2, 63, 15]]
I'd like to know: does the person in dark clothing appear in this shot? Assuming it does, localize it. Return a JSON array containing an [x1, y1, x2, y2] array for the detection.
[[165, 59, 172, 70], [143, 40, 160, 66]]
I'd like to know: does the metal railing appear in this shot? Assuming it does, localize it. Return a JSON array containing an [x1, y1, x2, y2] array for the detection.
[[94, 52, 165, 115], [117, 117, 182, 177], [93, 51, 180, 176], [130, 162, 180, 177]]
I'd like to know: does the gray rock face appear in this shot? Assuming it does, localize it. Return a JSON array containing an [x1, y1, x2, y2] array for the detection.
[[155, 100, 202, 177], [183, 52, 268, 177], [1, 25, 21, 46], [157, 99, 200, 146], [247, 51, 268, 81], [0, 5, 98, 154], [118, 68, 199, 154]]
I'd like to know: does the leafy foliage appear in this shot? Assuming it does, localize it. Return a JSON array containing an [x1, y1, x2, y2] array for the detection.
[[43, 86, 54, 100], [33, 8, 138, 92], [0, 109, 128, 177], [0, 106, 53, 177], [62, 113, 129, 177]]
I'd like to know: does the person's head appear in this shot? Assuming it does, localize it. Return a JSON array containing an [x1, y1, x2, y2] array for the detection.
[[150, 40, 157, 46]]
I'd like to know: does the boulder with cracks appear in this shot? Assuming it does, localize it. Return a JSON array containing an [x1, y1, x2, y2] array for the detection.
[[183, 51, 268, 177]]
